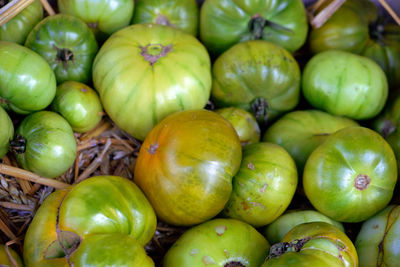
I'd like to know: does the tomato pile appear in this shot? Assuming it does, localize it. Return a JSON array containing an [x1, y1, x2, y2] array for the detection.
[[0, 0, 400, 266]]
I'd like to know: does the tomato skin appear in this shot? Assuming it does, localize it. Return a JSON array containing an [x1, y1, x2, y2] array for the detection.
[[0, 106, 13, 159], [164, 218, 270, 267], [302, 50, 388, 120], [0, 0, 43, 44], [14, 111, 77, 178], [134, 109, 242, 226], [303, 126, 397, 223], [0, 41, 56, 114], [223, 142, 297, 227]]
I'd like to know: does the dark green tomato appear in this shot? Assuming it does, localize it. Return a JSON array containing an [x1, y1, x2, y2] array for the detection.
[[0, 41, 56, 114], [262, 222, 358, 267], [200, 0, 308, 55], [215, 107, 260, 145], [212, 40, 300, 124], [164, 218, 270, 267], [263, 110, 358, 172], [356, 205, 400, 267], [263, 210, 344, 245], [304, 127, 397, 223], [132, 0, 198, 36], [23, 175, 156, 267], [25, 14, 98, 84], [0, 244, 23, 267], [51, 81, 103, 133], [0, 0, 43, 44], [14, 111, 77, 178], [373, 89, 400, 138], [223, 142, 297, 227], [0, 106, 13, 159], [302, 50, 388, 120]]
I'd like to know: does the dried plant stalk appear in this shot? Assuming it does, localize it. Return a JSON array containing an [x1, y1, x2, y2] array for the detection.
[[0, 0, 35, 26]]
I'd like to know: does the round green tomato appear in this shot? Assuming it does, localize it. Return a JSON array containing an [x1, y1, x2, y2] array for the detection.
[[263, 209, 345, 245], [0, 244, 23, 267], [302, 50, 388, 120], [263, 110, 358, 172], [356, 205, 400, 267], [14, 111, 77, 178], [215, 107, 260, 145], [0, 106, 13, 159], [93, 24, 211, 141], [0, 0, 43, 44], [0, 41, 56, 114], [262, 222, 358, 267], [164, 218, 270, 267], [23, 175, 156, 267], [303, 126, 397, 222], [223, 142, 297, 227], [200, 0, 308, 55], [211, 40, 300, 124], [132, 0, 198, 36], [51, 81, 103, 133]]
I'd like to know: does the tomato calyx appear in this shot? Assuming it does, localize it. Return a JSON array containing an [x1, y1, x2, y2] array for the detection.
[[9, 135, 26, 154], [155, 14, 174, 27], [267, 237, 311, 259], [250, 97, 269, 125], [146, 142, 159, 155], [248, 15, 293, 40], [381, 119, 396, 138], [140, 44, 172, 66], [53, 45, 74, 70], [354, 174, 371, 190], [224, 261, 246, 267]]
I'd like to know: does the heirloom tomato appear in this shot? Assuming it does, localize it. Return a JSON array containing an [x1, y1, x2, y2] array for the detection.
[[0, 106, 13, 159]]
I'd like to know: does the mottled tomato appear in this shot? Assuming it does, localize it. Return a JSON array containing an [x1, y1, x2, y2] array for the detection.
[[134, 109, 242, 226], [0, 106, 13, 159], [223, 142, 297, 227], [304, 127, 397, 222], [164, 218, 270, 267], [0, 244, 23, 267]]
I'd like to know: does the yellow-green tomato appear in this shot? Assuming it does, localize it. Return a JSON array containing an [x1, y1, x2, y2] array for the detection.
[[223, 142, 297, 227], [0, 244, 23, 267], [164, 218, 270, 267], [0, 106, 13, 158], [51, 81, 103, 133]]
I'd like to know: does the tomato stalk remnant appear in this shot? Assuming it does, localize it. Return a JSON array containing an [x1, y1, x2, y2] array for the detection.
[[147, 142, 159, 155], [248, 14, 293, 40], [224, 262, 246, 267], [251, 97, 270, 124], [54, 45, 74, 70], [140, 44, 172, 66], [9, 135, 26, 154], [155, 14, 174, 27], [267, 237, 311, 259], [354, 174, 371, 190]]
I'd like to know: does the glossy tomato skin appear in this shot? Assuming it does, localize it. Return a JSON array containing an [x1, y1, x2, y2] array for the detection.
[[51, 81, 103, 133], [200, 0, 308, 55], [93, 24, 211, 141], [23, 176, 156, 267], [134, 109, 242, 226], [0, 0, 43, 44], [304, 126, 397, 223], [132, 0, 198, 36], [262, 222, 358, 267], [223, 142, 297, 227], [0, 106, 13, 159], [212, 40, 300, 122], [0, 41, 56, 114], [14, 111, 77, 178], [0, 244, 23, 266], [302, 50, 388, 120], [164, 218, 270, 267], [263, 110, 358, 172], [356, 205, 400, 267]]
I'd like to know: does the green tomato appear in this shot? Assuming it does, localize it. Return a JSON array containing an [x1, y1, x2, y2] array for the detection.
[[13, 111, 77, 178], [200, 0, 308, 55], [356, 205, 400, 267], [0, 0, 43, 44], [132, 0, 198, 36], [25, 14, 98, 84], [0, 106, 13, 159], [263, 110, 358, 172], [303, 126, 397, 222], [0, 244, 23, 267], [0, 41, 56, 114], [51, 81, 103, 133], [302, 50, 388, 120], [223, 142, 297, 227], [23, 175, 156, 266], [164, 218, 270, 267]]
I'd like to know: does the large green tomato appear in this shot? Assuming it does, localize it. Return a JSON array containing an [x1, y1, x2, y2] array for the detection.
[[25, 14, 98, 84], [13, 111, 77, 178], [132, 0, 198, 36], [0, 0, 43, 44], [211, 40, 300, 124], [23, 175, 156, 267], [0, 41, 56, 114], [200, 0, 308, 55], [0, 106, 13, 159], [303, 126, 397, 222], [356, 205, 400, 267], [302, 50, 388, 120], [263, 110, 358, 172], [223, 142, 297, 227], [93, 24, 211, 141], [164, 218, 270, 267]]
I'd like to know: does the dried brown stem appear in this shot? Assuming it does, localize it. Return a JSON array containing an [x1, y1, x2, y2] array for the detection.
[[0, 201, 33, 211], [80, 120, 112, 141], [377, 0, 400, 26], [39, 0, 55, 15], [0, 0, 35, 26], [0, 215, 16, 240], [310, 0, 346, 29]]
